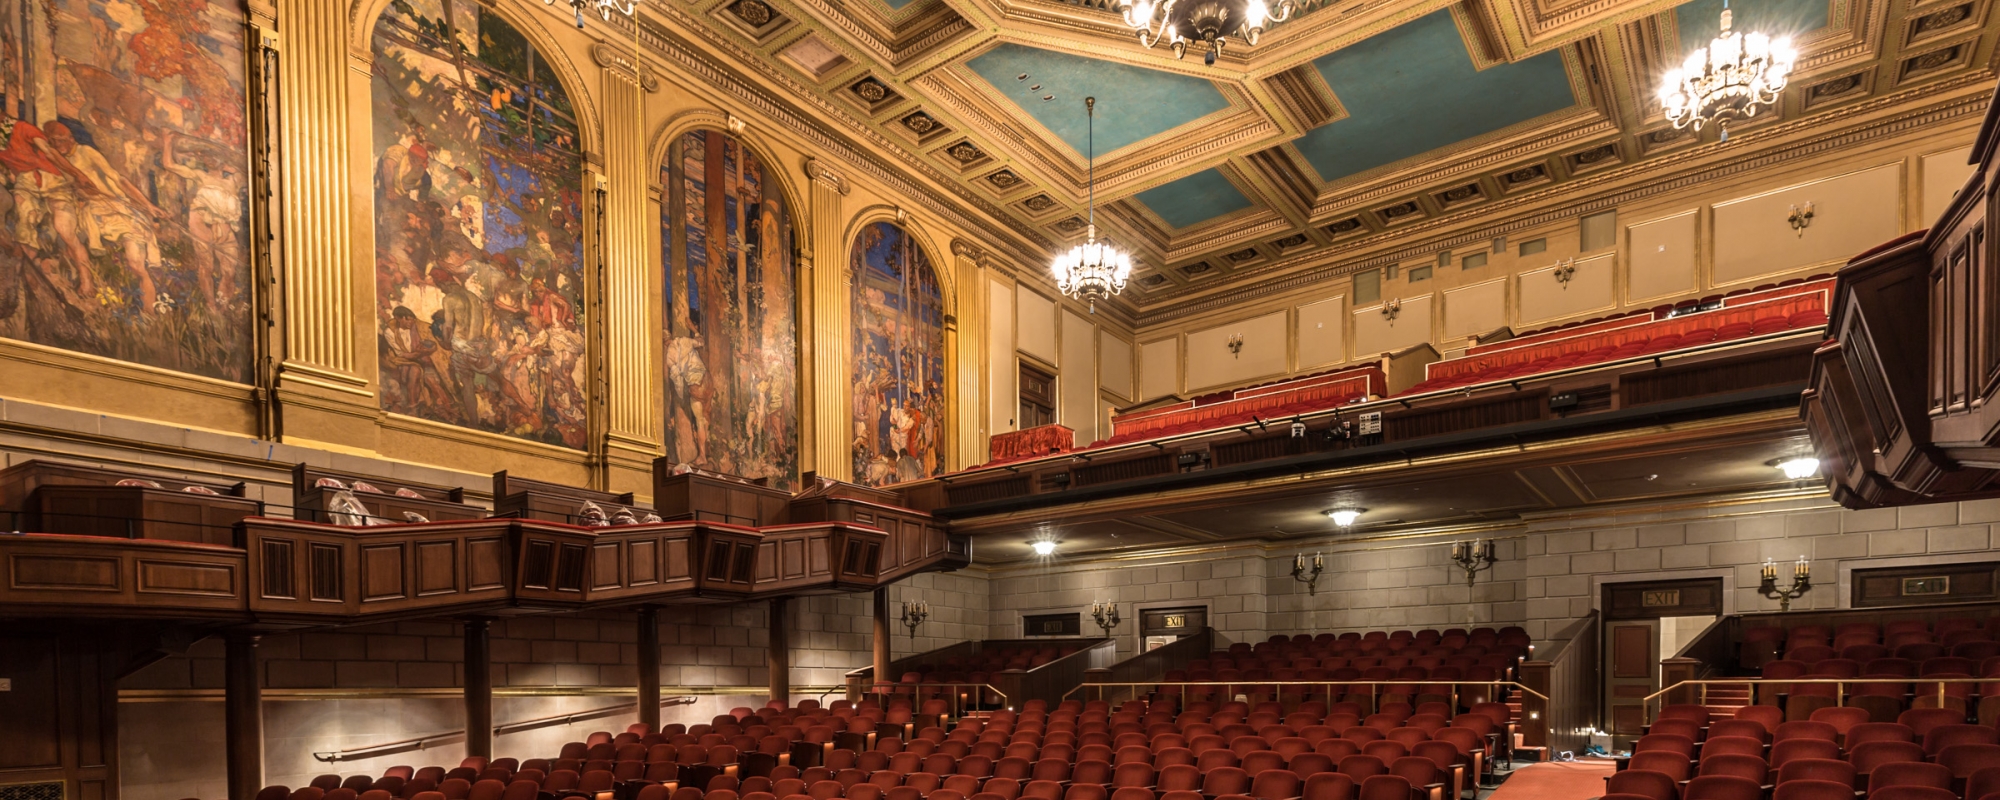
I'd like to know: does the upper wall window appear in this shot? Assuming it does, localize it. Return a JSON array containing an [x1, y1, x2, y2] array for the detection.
[[0, 0, 252, 380], [850, 221, 945, 487], [662, 130, 798, 489], [371, 0, 588, 449]]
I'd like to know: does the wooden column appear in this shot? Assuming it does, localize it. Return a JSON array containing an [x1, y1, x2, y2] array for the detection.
[[224, 634, 263, 800], [872, 587, 892, 694], [638, 606, 661, 731], [464, 619, 492, 759], [769, 596, 791, 706]]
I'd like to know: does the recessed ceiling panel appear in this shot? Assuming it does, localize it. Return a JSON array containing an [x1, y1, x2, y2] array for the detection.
[[1295, 10, 1577, 183], [1675, 0, 1830, 46], [966, 44, 1231, 156], [1133, 168, 1256, 229]]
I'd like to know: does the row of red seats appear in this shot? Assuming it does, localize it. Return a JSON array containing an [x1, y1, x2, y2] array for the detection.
[[1614, 704, 2000, 800], [1755, 654, 2000, 725], [1746, 619, 2000, 668], [1402, 310, 1826, 395]]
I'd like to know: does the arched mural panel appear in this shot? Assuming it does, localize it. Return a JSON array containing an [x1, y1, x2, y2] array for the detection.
[[0, 0, 252, 381], [370, 0, 587, 449], [849, 220, 944, 487], [661, 129, 798, 489]]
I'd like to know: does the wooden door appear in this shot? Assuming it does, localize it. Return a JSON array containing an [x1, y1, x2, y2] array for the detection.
[[1605, 619, 1659, 737]]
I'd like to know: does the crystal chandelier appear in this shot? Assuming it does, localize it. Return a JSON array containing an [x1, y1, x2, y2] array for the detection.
[[1117, 0, 1298, 64], [1051, 97, 1134, 312], [1658, 0, 1796, 140], [546, 0, 635, 29]]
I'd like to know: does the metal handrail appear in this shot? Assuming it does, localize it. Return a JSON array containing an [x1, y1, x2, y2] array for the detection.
[[1643, 677, 1995, 724], [310, 695, 699, 762], [1061, 679, 1548, 703], [858, 682, 1011, 718]]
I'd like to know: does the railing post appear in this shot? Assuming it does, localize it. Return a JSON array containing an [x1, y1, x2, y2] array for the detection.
[[1519, 660, 1550, 749], [1661, 657, 1701, 708], [225, 633, 264, 800], [637, 607, 660, 732], [464, 618, 493, 757]]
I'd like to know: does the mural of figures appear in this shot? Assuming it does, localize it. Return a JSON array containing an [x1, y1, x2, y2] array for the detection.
[[0, 0, 251, 381], [662, 130, 798, 489], [370, 0, 587, 449], [850, 221, 945, 487]]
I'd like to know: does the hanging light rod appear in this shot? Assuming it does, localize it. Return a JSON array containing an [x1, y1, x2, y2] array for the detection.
[[1050, 97, 1135, 312]]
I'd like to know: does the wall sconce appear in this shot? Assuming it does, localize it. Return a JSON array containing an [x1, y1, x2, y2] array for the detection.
[[900, 600, 930, 639], [1552, 259, 1577, 289], [1451, 539, 1498, 588], [1226, 333, 1244, 358], [1290, 418, 1306, 438], [1760, 557, 1812, 611], [1089, 601, 1121, 635], [1788, 202, 1815, 236], [1290, 552, 1325, 595], [1380, 299, 1401, 323]]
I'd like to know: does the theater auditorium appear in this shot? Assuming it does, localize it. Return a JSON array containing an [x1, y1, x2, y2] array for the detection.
[[0, 2, 1996, 800]]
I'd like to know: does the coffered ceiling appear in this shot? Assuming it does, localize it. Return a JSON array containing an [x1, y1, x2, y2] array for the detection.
[[663, 0, 1993, 318]]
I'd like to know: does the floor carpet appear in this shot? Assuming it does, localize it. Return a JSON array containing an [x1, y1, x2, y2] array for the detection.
[[1487, 759, 1618, 800]]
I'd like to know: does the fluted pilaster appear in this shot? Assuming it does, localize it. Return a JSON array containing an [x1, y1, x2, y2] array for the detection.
[[950, 240, 987, 470], [595, 46, 660, 474], [276, 0, 357, 386], [806, 159, 851, 481]]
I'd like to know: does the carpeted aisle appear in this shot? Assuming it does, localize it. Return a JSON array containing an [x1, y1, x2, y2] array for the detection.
[[1488, 760, 1618, 800]]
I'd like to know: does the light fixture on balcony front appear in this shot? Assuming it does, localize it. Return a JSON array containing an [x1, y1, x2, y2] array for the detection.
[[1324, 507, 1364, 527], [1032, 540, 1058, 556], [1772, 455, 1819, 480]]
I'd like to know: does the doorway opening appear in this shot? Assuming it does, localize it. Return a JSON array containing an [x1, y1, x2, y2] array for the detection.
[[1601, 577, 1724, 741]]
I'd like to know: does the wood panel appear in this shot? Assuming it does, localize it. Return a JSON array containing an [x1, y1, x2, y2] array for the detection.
[[1853, 561, 2000, 606]]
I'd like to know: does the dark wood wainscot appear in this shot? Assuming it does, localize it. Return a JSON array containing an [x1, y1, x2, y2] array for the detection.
[[0, 460, 260, 545], [492, 470, 653, 524], [1805, 84, 2000, 507], [791, 476, 970, 580], [0, 534, 245, 618], [652, 463, 791, 526], [242, 518, 513, 624], [753, 523, 889, 594], [292, 464, 487, 526]]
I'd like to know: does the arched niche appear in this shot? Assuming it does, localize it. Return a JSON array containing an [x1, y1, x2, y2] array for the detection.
[[848, 219, 948, 487], [659, 127, 801, 489], [368, 0, 590, 449]]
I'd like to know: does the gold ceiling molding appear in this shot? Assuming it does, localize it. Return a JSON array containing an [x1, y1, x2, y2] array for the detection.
[[1135, 75, 1990, 323]]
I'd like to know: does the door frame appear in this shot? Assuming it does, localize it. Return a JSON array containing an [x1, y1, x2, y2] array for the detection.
[[1596, 572, 1730, 741]]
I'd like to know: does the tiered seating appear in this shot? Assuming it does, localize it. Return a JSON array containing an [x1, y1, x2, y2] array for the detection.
[[1157, 629, 1531, 710], [1096, 367, 1385, 446], [256, 691, 1519, 800], [1740, 616, 2000, 725], [1401, 277, 1832, 395], [1618, 702, 2000, 800]]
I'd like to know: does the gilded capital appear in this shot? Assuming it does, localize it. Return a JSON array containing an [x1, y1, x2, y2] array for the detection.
[[950, 239, 986, 261], [590, 42, 659, 92], [805, 158, 850, 195]]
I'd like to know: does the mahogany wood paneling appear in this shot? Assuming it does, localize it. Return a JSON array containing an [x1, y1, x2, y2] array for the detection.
[[1853, 561, 2000, 606], [492, 470, 648, 524]]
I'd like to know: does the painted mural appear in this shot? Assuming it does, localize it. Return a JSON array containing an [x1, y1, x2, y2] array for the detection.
[[850, 221, 944, 487], [662, 130, 798, 489], [370, 0, 587, 449], [0, 0, 251, 381]]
